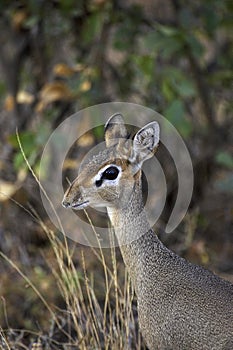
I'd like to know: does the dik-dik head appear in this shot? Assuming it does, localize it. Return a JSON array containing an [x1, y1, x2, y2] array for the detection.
[[62, 114, 160, 211]]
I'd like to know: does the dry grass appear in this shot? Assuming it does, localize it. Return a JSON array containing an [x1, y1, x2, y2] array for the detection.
[[0, 215, 145, 349]]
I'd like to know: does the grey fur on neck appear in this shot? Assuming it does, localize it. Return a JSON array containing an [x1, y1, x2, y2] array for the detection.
[[108, 174, 233, 350]]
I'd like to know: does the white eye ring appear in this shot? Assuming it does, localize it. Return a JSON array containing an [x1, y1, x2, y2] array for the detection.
[[94, 164, 122, 187]]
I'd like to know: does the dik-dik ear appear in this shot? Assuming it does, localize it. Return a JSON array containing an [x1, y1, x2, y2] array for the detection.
[[131, 121, 160, 170], [105, 113, 127, 148]]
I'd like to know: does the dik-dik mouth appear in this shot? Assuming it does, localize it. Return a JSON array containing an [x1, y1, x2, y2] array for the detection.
[[62, 199, 89, 210], [72, 201, 89, 209]]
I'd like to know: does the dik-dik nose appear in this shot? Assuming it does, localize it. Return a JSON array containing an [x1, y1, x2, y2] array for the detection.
[[62, 198, 71, 208]]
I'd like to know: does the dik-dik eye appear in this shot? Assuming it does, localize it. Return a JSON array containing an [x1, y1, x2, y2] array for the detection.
[[95, 165, 120, 187], [103, 166, 119, 180]]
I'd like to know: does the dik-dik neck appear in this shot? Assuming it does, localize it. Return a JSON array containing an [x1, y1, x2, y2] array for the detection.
[[108, 173, 162, 288], [109, 173, 150, 244]]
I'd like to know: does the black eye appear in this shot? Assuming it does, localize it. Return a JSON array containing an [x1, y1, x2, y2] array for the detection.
[[103, 166, 119, 180], [95, 166, 120, 188]]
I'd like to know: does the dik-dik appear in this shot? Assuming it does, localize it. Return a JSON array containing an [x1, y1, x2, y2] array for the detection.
[[62, 114, 233, 349]]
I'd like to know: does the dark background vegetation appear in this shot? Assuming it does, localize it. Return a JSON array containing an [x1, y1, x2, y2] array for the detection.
[[0, 0, 232, 348]]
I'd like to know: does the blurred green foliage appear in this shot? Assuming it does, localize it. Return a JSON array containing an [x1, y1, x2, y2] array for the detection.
[[216, 151, 233, 169], [0, 0, 232, 186], [8, 125, 50, 175]]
